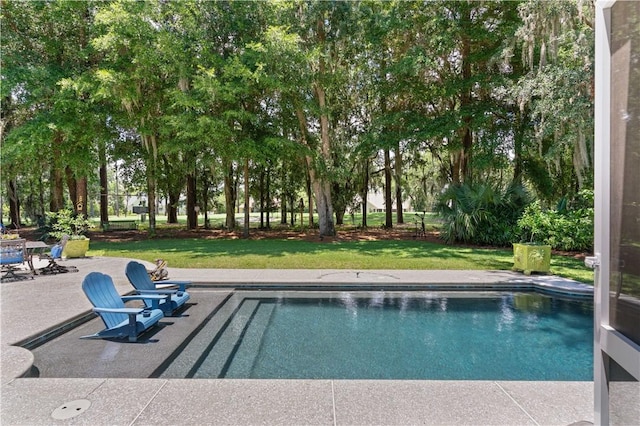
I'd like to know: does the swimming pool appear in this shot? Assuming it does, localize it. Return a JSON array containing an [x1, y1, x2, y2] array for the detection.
[[159, 291, 593, 381]]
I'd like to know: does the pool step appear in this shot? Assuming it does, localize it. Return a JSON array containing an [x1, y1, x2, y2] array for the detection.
[[158, 293, 250, 378], [192, 299, 261, 378], [222, 302, 276, 378]]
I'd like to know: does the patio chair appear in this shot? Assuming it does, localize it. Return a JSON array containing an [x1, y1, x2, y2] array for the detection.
[[38, 235, 78, 275], [125, 260, 191, 316], [81, 272, 165, 342], [1, 238, 30, 281]]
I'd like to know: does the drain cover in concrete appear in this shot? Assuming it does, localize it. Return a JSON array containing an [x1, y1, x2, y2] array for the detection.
[[51, 399, 91, 420]]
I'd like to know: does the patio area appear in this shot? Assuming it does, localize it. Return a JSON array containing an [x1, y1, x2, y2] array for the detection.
[[1, 257, 594, 425]]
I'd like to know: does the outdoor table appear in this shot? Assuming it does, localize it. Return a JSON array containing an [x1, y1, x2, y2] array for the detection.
[[25, 241, 49, 275]]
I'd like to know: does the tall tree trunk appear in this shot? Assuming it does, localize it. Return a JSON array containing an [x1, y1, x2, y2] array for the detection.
[[7, 180, 20, 228], [289, 195, 295, 226], [223, 160, 237, 229], [461, 126, 473, 184], [186, 173, 197, 229], [50, 166, 64, 212], [305, 165, 314, 227], [335, 209, 345, 225], [384, 148, 393, 228], [394, 143, 404, 224], [259, 168, 265, 229], [293, 15, 336, 237], [163, 154, 182, 224], [308, 161, 335, 237], [313, 90, 335, 235], [146, 172, 157, 235], [99, 155, 109, 226], [361, 157, 370, 228], [512, 107, 525, 186], [49, 132, 64, 212], [459, 11, 473, 184], [142, 134, 158, 236], [167, 191, 179, 223], [380, 58, 393, 228], [280, 166, 287, 225], [243, 158, 250, 238], [295, 103, 331, 233], [75, 176, 88, 217], [37, 173, 45, 220], [200, 169, 210, 229], [265, 167, 271, 229], [65, 166, 77, 209]]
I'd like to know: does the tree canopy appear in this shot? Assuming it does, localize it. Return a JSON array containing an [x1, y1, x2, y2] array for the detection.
[[1, 0, 594, 239]]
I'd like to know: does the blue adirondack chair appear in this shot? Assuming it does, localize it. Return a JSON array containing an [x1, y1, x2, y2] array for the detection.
[[125, 261, 191, 316], [81, 272, 165, 342]]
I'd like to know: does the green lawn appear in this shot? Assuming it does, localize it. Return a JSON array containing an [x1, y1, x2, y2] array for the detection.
[[88, 237, 594, 284]]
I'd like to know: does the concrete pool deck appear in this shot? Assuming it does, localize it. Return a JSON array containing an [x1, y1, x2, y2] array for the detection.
[[1, 256, 595, 425]]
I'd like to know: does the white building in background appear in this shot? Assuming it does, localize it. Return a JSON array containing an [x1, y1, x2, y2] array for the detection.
[[365, 190, 413, 213]]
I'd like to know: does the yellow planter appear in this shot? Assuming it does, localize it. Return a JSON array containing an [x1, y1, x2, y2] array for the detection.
[[513, 243, 551, 275], [63, 239, 90, 258]]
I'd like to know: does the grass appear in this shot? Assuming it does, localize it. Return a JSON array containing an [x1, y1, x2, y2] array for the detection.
[[87, 211, 593, 283], [88, 237, 594, 284]]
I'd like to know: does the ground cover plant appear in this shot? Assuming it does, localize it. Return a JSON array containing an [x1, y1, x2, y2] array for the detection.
[[517, 190, 594, 252]]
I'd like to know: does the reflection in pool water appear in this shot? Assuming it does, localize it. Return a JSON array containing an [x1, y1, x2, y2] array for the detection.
[[191, 291, 593, 381]]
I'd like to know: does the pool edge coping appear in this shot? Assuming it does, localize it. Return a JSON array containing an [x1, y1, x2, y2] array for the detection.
[[4, 278, 592, 383]]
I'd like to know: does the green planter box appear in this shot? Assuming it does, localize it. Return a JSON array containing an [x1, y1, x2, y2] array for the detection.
[[513, 243, 551, 275], [63, 239, 90, 258]]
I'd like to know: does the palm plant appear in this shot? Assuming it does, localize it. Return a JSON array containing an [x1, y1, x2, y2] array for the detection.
[[435, 183, 529, 246]]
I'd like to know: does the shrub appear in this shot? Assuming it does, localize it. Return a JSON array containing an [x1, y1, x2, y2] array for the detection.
[[517, 190, 593, 251], [434, 183, 530, 246], [45, 209, 94, 240]]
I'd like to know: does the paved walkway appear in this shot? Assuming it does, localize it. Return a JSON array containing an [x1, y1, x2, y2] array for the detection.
[[1, 256, 594, 425]]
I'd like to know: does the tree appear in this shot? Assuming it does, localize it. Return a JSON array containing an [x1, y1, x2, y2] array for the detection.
[[2, 0, 101, 224], [511, 0, 595, 202], [2, 0, 595, 247], [93, 0, 179, 234], [255, 2, 372, 237]]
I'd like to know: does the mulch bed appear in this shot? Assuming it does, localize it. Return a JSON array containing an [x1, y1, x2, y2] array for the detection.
[[15, 224, 439, 244], [88, 226, 443, 244], [13, 225, 585, 259]]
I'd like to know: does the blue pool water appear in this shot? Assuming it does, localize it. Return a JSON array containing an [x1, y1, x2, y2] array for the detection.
[[195, 291, 593, 380]]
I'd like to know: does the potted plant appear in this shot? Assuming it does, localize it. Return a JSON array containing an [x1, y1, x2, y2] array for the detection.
[[514, 201, 552, 275], [46, 210, 94, 258], [512, 242, 551, 275], [0, 233, 21, 240]]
